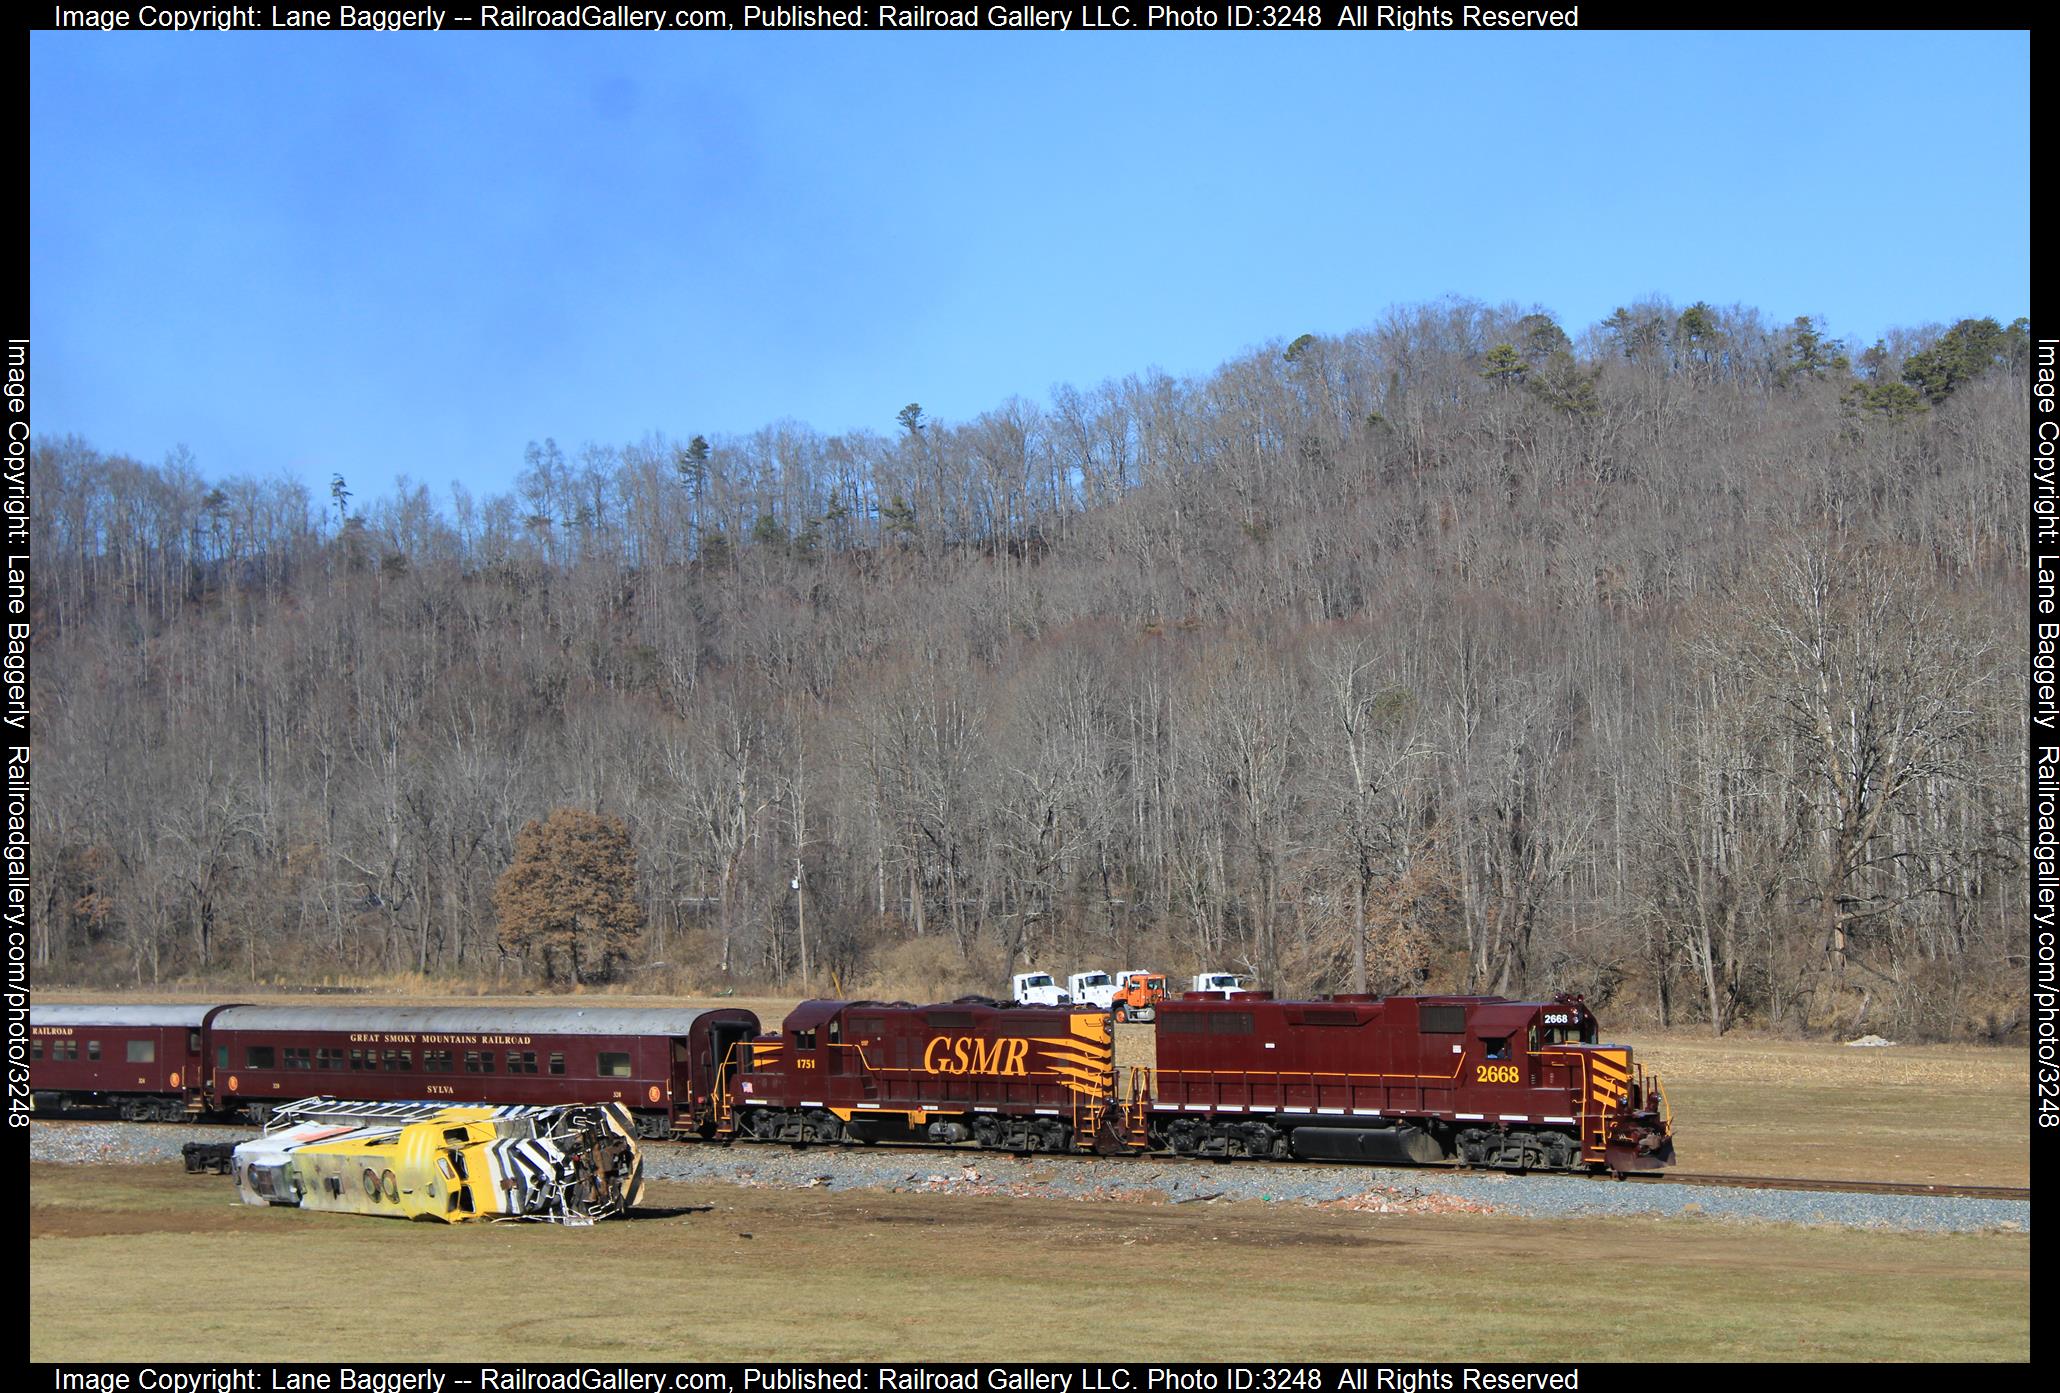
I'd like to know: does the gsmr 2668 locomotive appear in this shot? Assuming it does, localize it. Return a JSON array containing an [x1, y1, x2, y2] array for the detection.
[[721, 990, 1673, 1173]]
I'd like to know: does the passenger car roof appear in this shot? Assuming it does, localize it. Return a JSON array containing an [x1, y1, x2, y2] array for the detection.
[[30, 1004, 221, 1028], [208, 1006, 741, 1036]]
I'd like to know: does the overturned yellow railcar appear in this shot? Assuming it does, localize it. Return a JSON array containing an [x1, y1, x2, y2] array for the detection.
[[232, 1097, 643, 1224]]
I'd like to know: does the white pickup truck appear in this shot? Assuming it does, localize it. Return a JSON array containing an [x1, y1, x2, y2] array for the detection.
[[1010, 971, 1071, 1007], [1066, 971, 1117, 1009], [1190, 971, 1247, 998]]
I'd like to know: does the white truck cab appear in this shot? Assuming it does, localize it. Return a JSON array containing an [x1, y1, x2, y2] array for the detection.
[[1066, 971, 1116, 1009], [1011, 971, 1071, 1007], [1191, 971, 1247, 998]]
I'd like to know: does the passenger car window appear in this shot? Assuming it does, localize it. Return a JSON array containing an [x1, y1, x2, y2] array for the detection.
[[598, 1052, 632, 1078], [127, 1040, 156, 1063]]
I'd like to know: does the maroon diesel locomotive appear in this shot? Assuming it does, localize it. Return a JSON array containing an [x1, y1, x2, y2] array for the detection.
[[724, 998, 1127, 1152], [30, 1003, 761, 1138], [1146, 991, 1673, 1172]]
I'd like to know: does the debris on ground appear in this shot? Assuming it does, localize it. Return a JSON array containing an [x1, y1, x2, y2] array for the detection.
[[1846, 1034, 1900, 1047], [1322, 1187, 1499, 1216]]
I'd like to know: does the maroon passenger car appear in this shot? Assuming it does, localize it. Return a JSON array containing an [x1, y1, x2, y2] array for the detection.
[[29, 1004, 240, 1121], [1147, 992, 1673, 1172], [726, 999, 1127, 1152], [204, 1005, 760, 1137]]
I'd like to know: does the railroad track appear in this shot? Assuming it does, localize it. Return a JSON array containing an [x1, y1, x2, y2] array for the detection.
[[712, 1134, 2034, 1202], [35, 1117, 2031, 1202], [1606, 1170, 2030, 1202], [1058, 1149, 2032, 1201]]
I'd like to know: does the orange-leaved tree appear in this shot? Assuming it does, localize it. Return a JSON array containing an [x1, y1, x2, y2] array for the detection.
[[492, 808, 645, 986]]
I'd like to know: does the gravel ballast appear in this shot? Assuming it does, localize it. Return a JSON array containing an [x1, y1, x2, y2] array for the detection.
[[32, 1120, 2027, 1233]]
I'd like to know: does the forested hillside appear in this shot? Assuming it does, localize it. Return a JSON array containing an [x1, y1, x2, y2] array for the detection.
[[29, 299, 2031, 1038]]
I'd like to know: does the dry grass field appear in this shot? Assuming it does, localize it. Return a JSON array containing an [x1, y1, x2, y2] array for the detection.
[[28, 1163, 2029, 1363], [1111, 1024, 2030, 1187], [39, 990, 2032, 1186], [1616, 1033, 2029, 1186]]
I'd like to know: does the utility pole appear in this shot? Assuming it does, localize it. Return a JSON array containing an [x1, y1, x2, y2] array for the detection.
[[794, 861, 809, 992]]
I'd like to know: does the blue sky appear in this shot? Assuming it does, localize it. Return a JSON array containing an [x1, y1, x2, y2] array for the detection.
[[31, 30, 2030, 500]]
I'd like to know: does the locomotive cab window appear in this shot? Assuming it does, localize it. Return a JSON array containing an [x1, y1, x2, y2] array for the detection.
[[827, 1018, 841, 1045], [1483, 1037, 1510, 1060], [794, 1030, 817, 1050]]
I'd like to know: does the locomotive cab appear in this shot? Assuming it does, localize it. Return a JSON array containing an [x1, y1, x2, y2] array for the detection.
[[1527, 995, 1674, 1172]]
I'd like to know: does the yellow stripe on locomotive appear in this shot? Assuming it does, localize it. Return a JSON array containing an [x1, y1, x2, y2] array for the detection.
[[232, 1098, 643, 1224]]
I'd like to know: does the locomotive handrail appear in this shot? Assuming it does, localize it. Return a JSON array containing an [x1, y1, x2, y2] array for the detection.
[[711, 1039, 753, 1135]]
